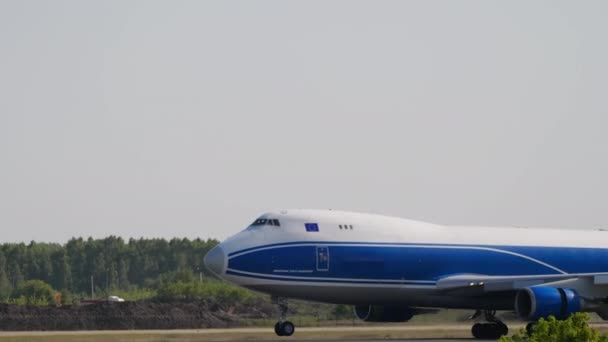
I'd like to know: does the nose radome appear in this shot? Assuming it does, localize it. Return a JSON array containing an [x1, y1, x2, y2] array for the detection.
[[204, 245, 226, 277]]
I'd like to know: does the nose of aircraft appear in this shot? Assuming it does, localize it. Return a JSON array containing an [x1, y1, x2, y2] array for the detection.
[[204, 245, 226, 277]]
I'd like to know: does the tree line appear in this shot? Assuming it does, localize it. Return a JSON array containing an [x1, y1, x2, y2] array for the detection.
[[0, 236, 219, 299]]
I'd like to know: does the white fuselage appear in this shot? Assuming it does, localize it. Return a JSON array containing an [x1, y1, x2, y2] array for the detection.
[[204, 209, 608, 310]]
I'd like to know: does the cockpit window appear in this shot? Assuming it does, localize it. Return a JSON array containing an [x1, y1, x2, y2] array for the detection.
[[251, 218, 267, 226], [249, 218, 281, 228]]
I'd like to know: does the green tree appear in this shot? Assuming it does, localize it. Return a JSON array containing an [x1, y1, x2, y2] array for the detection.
[[51, 251, 72, 291], [0, 237, 220, 295], [118, 259, 129, 290], [93, 251, 107, 289], [8, 259, 24, 289], [59, 288, 73, 305], [0, 251, 11, 299], [66, 238, 86, 292], [108, 262, 118, 289], [332, 304, 352, 320], [14, 279, 57, 305]]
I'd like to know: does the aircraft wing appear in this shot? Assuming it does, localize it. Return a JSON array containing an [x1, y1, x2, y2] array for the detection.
[[436, 273, 608, 293]]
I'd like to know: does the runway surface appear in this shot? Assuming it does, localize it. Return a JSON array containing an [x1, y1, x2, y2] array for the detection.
[[2, 323, 607, 341], [0, 326, 501, 341]]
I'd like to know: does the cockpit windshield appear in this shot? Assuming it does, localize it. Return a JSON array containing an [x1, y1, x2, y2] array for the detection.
[[249, 218, 281, 228]]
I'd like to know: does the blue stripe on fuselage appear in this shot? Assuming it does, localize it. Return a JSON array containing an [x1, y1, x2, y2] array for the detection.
[[225, 270, 436, 286], [227, 242, 608, 281]]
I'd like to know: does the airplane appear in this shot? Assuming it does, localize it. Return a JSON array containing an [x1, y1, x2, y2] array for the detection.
[[203, 209, 608, 339]]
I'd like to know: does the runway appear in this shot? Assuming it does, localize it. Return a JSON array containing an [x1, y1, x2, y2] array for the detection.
[[8, 321, 608, 341], [0, 325, 504, 341]]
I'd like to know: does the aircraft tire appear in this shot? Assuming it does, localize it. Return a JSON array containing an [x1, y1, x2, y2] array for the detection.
[[274, 322, 284, 336], [472, 323, 507, 339], [472, 323, 483, 339], [526, 322, 537, 335], [280, 321, 295, 336], [500, 323, 509, 336]]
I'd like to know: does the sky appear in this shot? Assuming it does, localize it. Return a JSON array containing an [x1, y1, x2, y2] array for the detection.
[[1, 1, 607, 243]]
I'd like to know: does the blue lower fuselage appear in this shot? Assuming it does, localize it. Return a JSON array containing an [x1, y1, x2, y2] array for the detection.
[[228, 242, 608, 286]]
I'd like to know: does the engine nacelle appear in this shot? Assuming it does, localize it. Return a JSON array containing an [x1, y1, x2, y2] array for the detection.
[[354, 305, 414, 322], [515, 287, 581, 320]]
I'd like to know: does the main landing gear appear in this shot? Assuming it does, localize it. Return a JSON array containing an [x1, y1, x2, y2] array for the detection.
[[470, 310, 508, 339], [526, 322, 537, 335], [273, 296, 295, 336]]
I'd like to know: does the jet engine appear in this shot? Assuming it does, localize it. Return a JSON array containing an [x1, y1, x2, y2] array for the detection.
[[515, 287, 581, 320], [354, 305, 415, 322]]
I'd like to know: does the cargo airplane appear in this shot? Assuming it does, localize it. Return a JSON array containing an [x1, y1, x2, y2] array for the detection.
[[203, 209, 608, 339]]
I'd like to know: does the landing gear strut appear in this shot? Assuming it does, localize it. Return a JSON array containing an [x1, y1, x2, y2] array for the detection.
[[471, 310, 508, 339], [272, 296, 295, 336]]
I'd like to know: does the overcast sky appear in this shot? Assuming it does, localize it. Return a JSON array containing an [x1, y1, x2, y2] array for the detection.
[[1, 1, 607, 243]]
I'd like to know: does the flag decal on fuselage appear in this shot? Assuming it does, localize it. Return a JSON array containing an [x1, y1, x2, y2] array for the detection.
[[305, 223, 319, 232]]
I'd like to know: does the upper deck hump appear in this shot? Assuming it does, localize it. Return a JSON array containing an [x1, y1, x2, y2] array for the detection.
[[257, 209, 608, 249]]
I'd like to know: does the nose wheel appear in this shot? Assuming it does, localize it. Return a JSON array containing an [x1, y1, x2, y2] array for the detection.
[[471, 310, 508, 339], [275, 321, 295, 336], [272, 296, 295, 336]]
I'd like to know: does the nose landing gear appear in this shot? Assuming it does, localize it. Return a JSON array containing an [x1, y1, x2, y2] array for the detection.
[[275, 321, 295, 336], [471, 310, 508, 339], [273, 296, 295, 336]]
